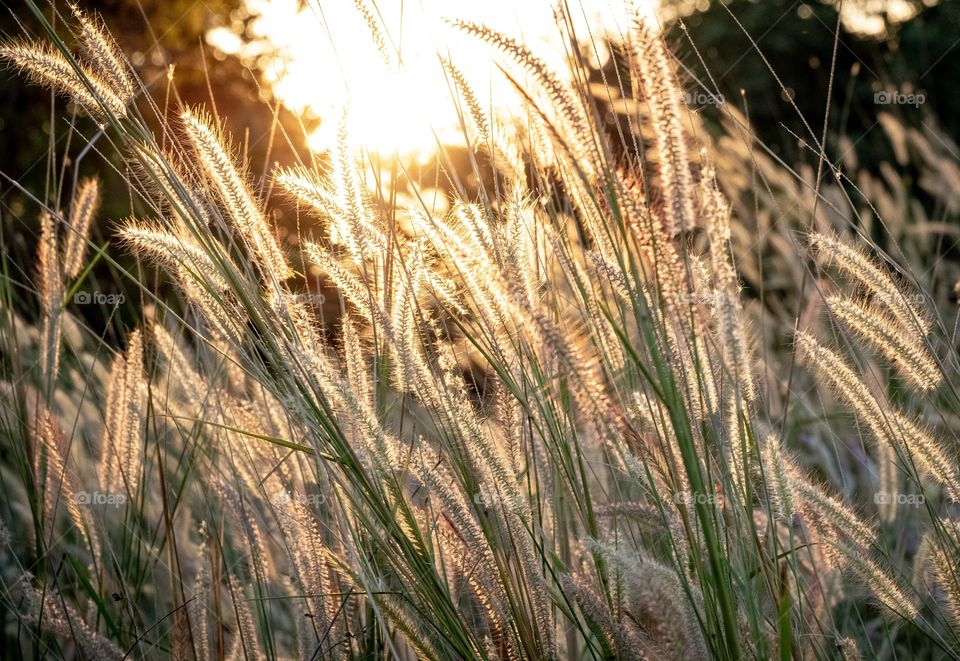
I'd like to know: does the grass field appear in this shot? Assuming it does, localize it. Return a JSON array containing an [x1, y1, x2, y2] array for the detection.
[[2, 1, 960, 659]]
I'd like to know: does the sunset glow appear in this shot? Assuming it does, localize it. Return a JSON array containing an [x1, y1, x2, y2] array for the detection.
[[207, 0, 924, 161], [208, 0, 643, 159]]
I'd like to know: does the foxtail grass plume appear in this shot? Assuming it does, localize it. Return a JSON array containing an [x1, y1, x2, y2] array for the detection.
[[34, 406, 101, 561], [99, 330, 145, 497], [450, 19, 595, 170], [786, 462, 877, 551], [17, 573, 123, 660], [0, 42, 128, 118], [181, 111, 293, 279], [927, 540, 960, 629], [810, 232, 932, 335], [830, 541, 919, 621], [442, 58, 490, 143], [352, 0, 392, 65], [120, 222, 233, 292], [69, 4, 136, 101], [837, 636, 862, 660], [795, 331, 888, 435], [630, 14, 694, 236], [62, 177, 100, 279], [560, 572, 648, 659], [878, 440, 899, 523], [826, 294, 940, 391], [705, 179, 755, 402], [797, 331, 959, 501], [760, 435, 798, 524], [38, 210, 63, 386]]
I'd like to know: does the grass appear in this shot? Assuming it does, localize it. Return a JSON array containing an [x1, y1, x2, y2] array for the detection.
[[1, 1, 960, 659]]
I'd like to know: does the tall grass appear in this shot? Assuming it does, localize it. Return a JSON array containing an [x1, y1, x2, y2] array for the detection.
[[2, 2, 960, 659]]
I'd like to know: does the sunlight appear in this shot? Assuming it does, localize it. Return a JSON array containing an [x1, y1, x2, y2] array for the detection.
[[7, 2, 959, 657], [208, 0, 647, 160], [207, 0, 926, 161]]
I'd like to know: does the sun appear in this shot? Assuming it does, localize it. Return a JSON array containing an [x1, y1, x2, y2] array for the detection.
[[207, 0, 645, 160]]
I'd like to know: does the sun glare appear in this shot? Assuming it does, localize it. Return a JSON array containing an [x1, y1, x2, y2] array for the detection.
[[208, 0, 647, 160], [205, 0, 916, 161]]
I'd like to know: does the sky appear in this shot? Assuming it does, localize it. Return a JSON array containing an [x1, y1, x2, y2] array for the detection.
[[206, 0, 927, 158], [207, 0, 658, 158]]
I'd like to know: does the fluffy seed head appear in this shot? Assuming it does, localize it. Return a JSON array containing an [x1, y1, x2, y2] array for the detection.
[[69, 4, 136, 101], [831, 542, 918, 621], [827, 295, 940, 391], [181, 111, 292, 279], [120, 222, 232, 292], [811, 232, 932, 335], [0, 42, 127, 118], [63, 178, 100, 279], [761, 435, 798, 523]]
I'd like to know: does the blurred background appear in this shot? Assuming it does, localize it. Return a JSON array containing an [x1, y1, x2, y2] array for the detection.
[[1, 0, 958, 339]]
